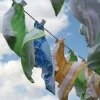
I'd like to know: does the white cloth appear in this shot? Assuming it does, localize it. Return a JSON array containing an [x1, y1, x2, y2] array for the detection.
[[2, 7, 16, 37], [71, 0, 100, 47], [58, 61, 81, 100]]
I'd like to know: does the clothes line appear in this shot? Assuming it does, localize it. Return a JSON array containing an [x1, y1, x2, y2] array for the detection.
[[24, 10, 85, 61], [24, 11, 58, 40]]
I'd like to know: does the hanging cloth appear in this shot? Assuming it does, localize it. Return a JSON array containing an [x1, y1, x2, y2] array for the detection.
[[52, 40, 86, 100], [69, 50, 78, 62], [71, 0, 100, 75], [74, 68, 87, 100], [58, 61, 86, 100], [32, 21, 55, 94], [2, 1, 35, 83], [52, 40, 72, 85], [85, 68, 98, 100]]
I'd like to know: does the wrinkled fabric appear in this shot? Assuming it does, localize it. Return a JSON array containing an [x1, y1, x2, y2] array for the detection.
[[58, 61, 86, 100], [52, 40, 72, 99], [85, 68, 97, 100], [85, 68, 100, 100], [74, 68, 87, 100], [52, 40, 60, 71], [80, 24, 90, 47], [2, 2, 35, 83], [71, 0, 100, 75], [93, 72, 100, 99], [52, 40, 86, 100], [33, 21, 55, 94], [53, 40, 72, 85], [33, 37, 55, 94]]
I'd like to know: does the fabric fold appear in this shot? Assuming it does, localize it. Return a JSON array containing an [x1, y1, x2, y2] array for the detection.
[[2, 2, 34, 83], [58, 61, 86, 100], [34, 36, 55, 94], [85, 68, 100, 100], [53, 40, 72, 85]]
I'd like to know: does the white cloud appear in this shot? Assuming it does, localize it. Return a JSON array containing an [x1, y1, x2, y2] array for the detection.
[[0, 59, 80, 100], [0, 60, 59, 100], [24, 0, 69, 35], [0, 0, 69, 35]]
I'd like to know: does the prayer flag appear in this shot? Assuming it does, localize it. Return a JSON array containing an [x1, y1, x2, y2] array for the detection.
[[2, 1, 34, 83], [50, 0, 65, 16], [53, 40, 72, 84], [58, 61, 86, 100], [74, 69, 87, 100], [69, 50, 78, 62]]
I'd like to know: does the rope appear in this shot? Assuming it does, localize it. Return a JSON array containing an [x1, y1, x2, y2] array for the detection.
[[24, 11, 85, 61], [24, 11, 58, 40]]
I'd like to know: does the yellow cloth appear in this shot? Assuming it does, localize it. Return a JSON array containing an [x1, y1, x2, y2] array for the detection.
[[54, 40, 72, 85]]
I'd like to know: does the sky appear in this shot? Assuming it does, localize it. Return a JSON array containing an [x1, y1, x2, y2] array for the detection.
[[0, 0, 89, 100]]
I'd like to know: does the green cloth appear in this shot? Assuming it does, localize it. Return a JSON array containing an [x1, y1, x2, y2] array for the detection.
[[50, 0, 65, 16], [74, 70, 87, 100], [87, 43, 100, 75], [11, 3, 26, 55], [21, 28, 46, 83], [69, 50, 78, 62], [3, 2, 46, 83], [11, 3, 34, 83]]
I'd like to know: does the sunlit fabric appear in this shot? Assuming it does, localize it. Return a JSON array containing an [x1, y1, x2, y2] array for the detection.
[[2, 1, 34, 83], [52, 40, 86, 100], [34, 37, 55, 94], [53, 40, 72, 84], [85, 68, 100, 100], [74, 69, 87, 100], [58, 61, 86, 100], [33, 21, 55, 94], [69, 50, 78, 62], [85, 68, 97, 100]]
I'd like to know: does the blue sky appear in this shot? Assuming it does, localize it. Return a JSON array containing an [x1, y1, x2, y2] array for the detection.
[[0, 0, 89, 100], [48, 10, 88, 59]]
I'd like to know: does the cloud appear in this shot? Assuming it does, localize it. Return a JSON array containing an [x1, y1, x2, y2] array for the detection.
[[24, 0, 69, 35], [0, 60, 59, 100], [0, 59, 80, 100], [0, 0, 69, 35]]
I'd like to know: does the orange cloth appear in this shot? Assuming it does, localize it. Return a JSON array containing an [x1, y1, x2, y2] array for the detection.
[[54, 40, 72, 85]]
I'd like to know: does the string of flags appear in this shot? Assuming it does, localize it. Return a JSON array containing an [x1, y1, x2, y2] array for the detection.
[[50, 0, 100, 76], [24, 10, 85, 61], [2, 0, 100, 100]]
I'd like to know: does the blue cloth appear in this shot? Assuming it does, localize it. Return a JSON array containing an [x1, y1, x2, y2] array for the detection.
[[34, 21, 44, 31], [34, 37, 55, 94], [33, 21, 55, 94]]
